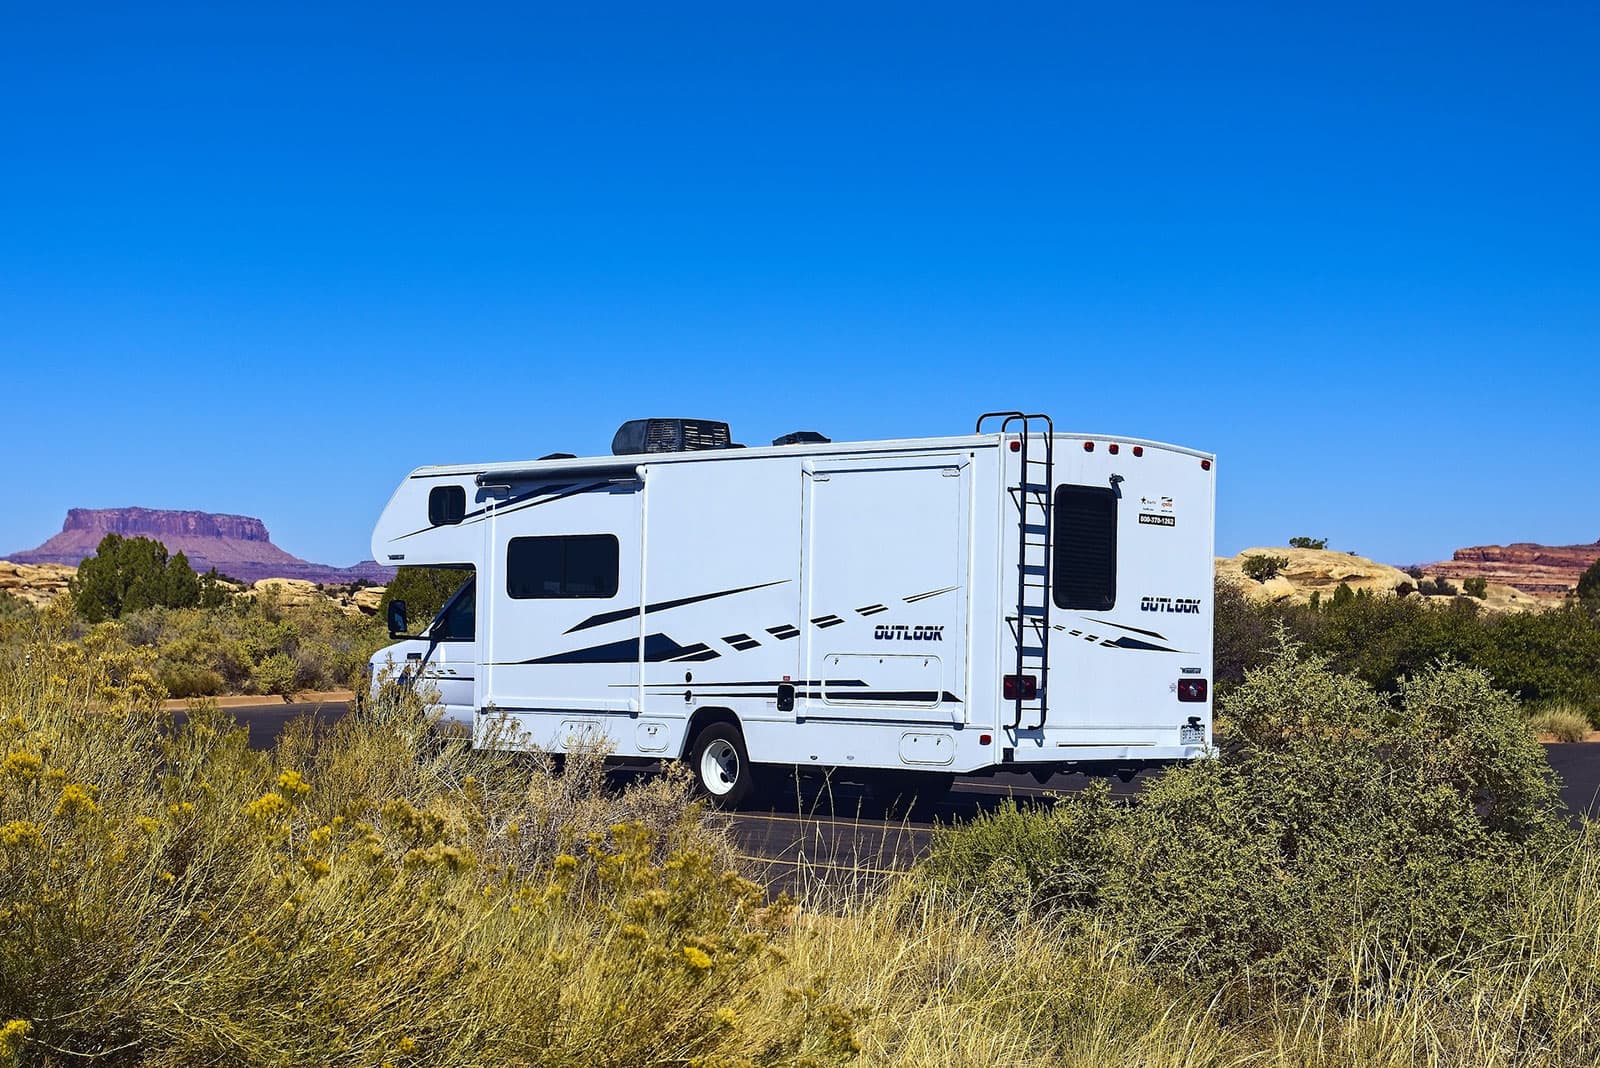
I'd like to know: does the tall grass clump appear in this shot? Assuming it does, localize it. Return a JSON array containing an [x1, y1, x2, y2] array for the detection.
[[0, 626, 860, 1066]]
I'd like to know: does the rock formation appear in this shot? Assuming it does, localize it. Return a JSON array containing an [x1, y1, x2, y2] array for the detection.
[[1426, 540, 1600, 599], [1217, 547, 1543, 612], [8, 508, 394, 585], [0, 561, 76, 607]]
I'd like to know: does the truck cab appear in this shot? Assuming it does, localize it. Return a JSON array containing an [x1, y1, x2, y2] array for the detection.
[[369, 572, 477, 726]]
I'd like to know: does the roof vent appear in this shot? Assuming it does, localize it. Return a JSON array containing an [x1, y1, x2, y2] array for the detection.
[[772, 431, 830, 446], [612, 418, 732, 455]]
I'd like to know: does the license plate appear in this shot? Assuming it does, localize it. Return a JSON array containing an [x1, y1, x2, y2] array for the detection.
[[1179, 724, 1206, 745]]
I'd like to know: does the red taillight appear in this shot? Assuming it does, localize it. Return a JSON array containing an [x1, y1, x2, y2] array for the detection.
[[1201, 458, 1212, 471], [1132, 446, 1144, 457], [1108, 443, 1119, 455], [1177, 678, 1208, 702], [1083, 441, 1094, 452], [979, 733, 992, 745], [1009, 439, 1020, 452], [1003, 674, 1038, 700]]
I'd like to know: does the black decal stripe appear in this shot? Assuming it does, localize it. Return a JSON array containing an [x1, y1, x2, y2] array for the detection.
[[904, 585, 959, 604], [518, 632, 697, 665], [396, 481, 609, 540], [667, 644, 721, 662], [811, 614, 845, 628], [823, 690, 963, 704], [643, 679, 868, 690], [766, 625, 799, 640], [682, 690, 964, 704], [1100, 636, 1180, 653], [856, 604, 889, 616], [566, 580, 788, 634], [1083, 618, 1169, 641]]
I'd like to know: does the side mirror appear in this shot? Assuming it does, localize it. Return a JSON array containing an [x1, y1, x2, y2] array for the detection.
[[386, 599, 408, 638]]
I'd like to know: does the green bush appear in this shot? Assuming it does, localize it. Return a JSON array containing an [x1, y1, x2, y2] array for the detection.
[[70, 534, 206, 621], [920, 638, 1570, 993], [1288, 536, 1327, 550], [1578, 557, 1600, 612], [1241, 554, 1290, 582], [1464, 576, 1489, 599], [1418, 576, 1459, 597], [1217, 576, 1600, 710]]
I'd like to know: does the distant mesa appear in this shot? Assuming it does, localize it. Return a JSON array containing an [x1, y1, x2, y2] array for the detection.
[[7, 507, 394, 586], [1426, 539, 1600, 599]]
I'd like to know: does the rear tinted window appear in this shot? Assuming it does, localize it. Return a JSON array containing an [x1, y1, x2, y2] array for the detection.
[[506, 535, 619, 599], [1053, 485, 1117, 610]]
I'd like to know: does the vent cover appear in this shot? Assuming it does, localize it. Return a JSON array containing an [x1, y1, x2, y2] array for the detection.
[[772, 431, 830, 446], [612, 418, 732, 455]]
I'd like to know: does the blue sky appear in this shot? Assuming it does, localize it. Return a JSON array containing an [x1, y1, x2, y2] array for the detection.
[[2, 3, 1596, 567]]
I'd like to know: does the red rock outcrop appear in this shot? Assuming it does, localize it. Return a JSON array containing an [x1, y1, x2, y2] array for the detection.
[[8, 508, 393, 585], [1428, 540, 1600, 599]]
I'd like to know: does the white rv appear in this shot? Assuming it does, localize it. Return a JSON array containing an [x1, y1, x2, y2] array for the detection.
[[368, 414, 1215, 806]]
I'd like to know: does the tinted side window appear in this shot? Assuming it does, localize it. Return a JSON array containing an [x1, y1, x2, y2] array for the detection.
[[430, 577, 476, 640], [1052, 485, 1117, 610], [507, 535, 619, 599], [429, 485, 467, 526]]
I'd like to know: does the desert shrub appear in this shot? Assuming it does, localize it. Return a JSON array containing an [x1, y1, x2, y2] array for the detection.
[[1406, 565, 1426, 580], [1395, 580, 1415, 598], [1288, 536, 1328, 550], [1242, 554, 1290, 582], [1465, 576, 1489, 599], [1213, 579, 1288, 690], [156, 661, 225, 698], [0, 629, 857, 1067], [1527, 704, 1591, 742], [919, 638, 1570, 995], [0, 592, 31, 623]]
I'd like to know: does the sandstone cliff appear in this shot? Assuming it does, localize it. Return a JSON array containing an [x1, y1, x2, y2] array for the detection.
[[1427, 540, 1600, 599], [9, 508, 393, 585]]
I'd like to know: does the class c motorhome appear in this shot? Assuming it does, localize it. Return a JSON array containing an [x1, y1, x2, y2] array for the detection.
[[368, 413, 1215, 806]]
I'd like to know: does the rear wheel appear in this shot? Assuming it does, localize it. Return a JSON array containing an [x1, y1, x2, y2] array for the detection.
[[688, 722, 758, 808]]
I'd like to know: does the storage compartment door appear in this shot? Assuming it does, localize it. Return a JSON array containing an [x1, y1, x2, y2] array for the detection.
[[802, 460, 969, 723]]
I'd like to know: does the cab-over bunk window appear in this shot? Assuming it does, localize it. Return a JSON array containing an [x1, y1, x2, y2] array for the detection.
[[506, 535, 619, 599], [1052, 485, 1117, 610]]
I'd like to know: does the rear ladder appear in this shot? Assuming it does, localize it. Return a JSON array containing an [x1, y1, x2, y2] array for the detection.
[[976, 411, 1054, 730]]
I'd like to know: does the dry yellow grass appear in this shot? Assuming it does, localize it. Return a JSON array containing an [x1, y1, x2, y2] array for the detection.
[[0, 621, 1597, 1065]]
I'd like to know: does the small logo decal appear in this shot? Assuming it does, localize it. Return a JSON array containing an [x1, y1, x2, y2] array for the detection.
[[1138, 496, 1176, 528]]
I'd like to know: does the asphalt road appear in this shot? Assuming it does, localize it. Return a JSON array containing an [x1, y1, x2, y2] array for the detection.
[[231, 700, 1600, 892]]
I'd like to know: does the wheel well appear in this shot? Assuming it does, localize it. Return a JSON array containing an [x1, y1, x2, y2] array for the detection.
[[681, 706, 741, 758]]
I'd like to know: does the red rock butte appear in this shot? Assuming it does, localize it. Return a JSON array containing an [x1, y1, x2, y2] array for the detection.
[[7, 507, 393, 586], [1429, 539, 1600, 598]]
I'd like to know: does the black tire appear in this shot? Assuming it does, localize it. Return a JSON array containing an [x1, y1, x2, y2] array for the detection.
[[687, 721, 758, 808], [870, 770, 955, 816]]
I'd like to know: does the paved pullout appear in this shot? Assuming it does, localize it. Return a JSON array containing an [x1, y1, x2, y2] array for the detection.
[[217, 700, 1600, 886]]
